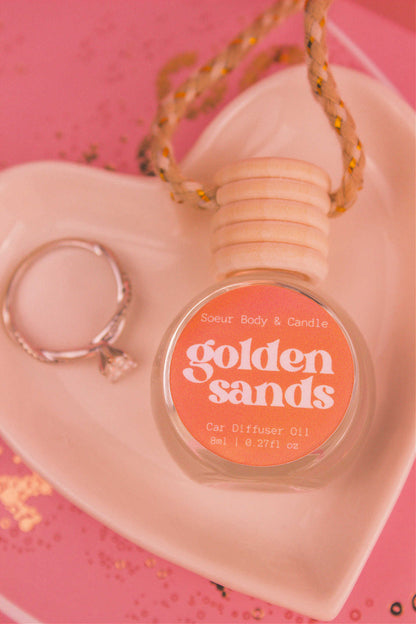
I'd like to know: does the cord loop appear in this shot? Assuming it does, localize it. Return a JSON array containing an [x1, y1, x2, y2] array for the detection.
[[150, 0, 365, 216]]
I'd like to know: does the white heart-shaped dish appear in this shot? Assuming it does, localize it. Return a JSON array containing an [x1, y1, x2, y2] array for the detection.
[[0, 66, 414, 620]]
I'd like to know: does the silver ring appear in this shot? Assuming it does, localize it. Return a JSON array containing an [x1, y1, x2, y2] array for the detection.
[[2, 238, 137, 382]]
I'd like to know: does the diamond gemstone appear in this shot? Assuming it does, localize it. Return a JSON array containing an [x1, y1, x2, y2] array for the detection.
[[98, 344, 137, 382]]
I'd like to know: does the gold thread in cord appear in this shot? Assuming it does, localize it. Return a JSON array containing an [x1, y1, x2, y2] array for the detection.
[[149, 0, 365, 216]]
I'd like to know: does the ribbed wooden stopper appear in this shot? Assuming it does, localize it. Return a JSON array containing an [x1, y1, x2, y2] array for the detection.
[[211, 157, 331, 282]]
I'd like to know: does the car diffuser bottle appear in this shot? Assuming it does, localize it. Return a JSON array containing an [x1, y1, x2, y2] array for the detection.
[[150, 0, 373, 489], [152, 158, 373, 490]]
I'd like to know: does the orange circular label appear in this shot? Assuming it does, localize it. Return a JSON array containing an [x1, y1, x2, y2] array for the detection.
[[168, 283, 355, 466]]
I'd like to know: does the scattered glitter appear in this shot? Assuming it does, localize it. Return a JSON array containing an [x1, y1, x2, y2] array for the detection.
[[12, 455, 21, 464], [156, 569, 168, 579], [349, 609, 361, 621], [115, 559, 126, 569], [0, 518, 11, 530], [365, 598, 374, 607], [284, 611, 294, 620], [145, 557, 156, 568], [390, 602, 403, 616], [0, 473, 52, 532], [251, 607, 265, 620], [82, 143, 99, 163], [136, 134, 155, 176], [210, 581, 228, 598]]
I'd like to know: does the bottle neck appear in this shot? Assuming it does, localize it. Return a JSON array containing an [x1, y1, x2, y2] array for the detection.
[[216, 267, 314, 288]]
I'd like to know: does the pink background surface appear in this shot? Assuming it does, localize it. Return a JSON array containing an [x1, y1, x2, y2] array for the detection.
[[0, 1, 414, 622]]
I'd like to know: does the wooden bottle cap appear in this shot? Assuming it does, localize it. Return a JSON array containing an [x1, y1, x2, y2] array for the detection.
[[216, 178, 331, 214], [213, 157, 331, 191], [212, 220, 328, 257], [212, 158, 332, 283], [212, 199, 330, 234]]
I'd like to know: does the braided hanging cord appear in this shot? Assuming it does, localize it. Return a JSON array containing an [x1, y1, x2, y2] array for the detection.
[[304, 0, 364, 213], [150, 0, 365, 216]]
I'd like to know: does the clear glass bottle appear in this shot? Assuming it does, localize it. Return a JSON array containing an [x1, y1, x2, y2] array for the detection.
[[152, 158, 373, 490]]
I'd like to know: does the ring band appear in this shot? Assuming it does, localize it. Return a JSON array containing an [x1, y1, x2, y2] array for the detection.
[[2, 238, 137, 382]]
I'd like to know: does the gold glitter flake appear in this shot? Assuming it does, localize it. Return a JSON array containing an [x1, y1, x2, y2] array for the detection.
[[210, 581, 228, 598], [82, 144, 99, 164], [334, 116, 342, 132], [197, 189, 210, 202], [348, 157, 357, 173], [115, 559, 126, 569], [251, 607, 265, 620], [316, 76, 323, 93], [136, 134, 156, 176]]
